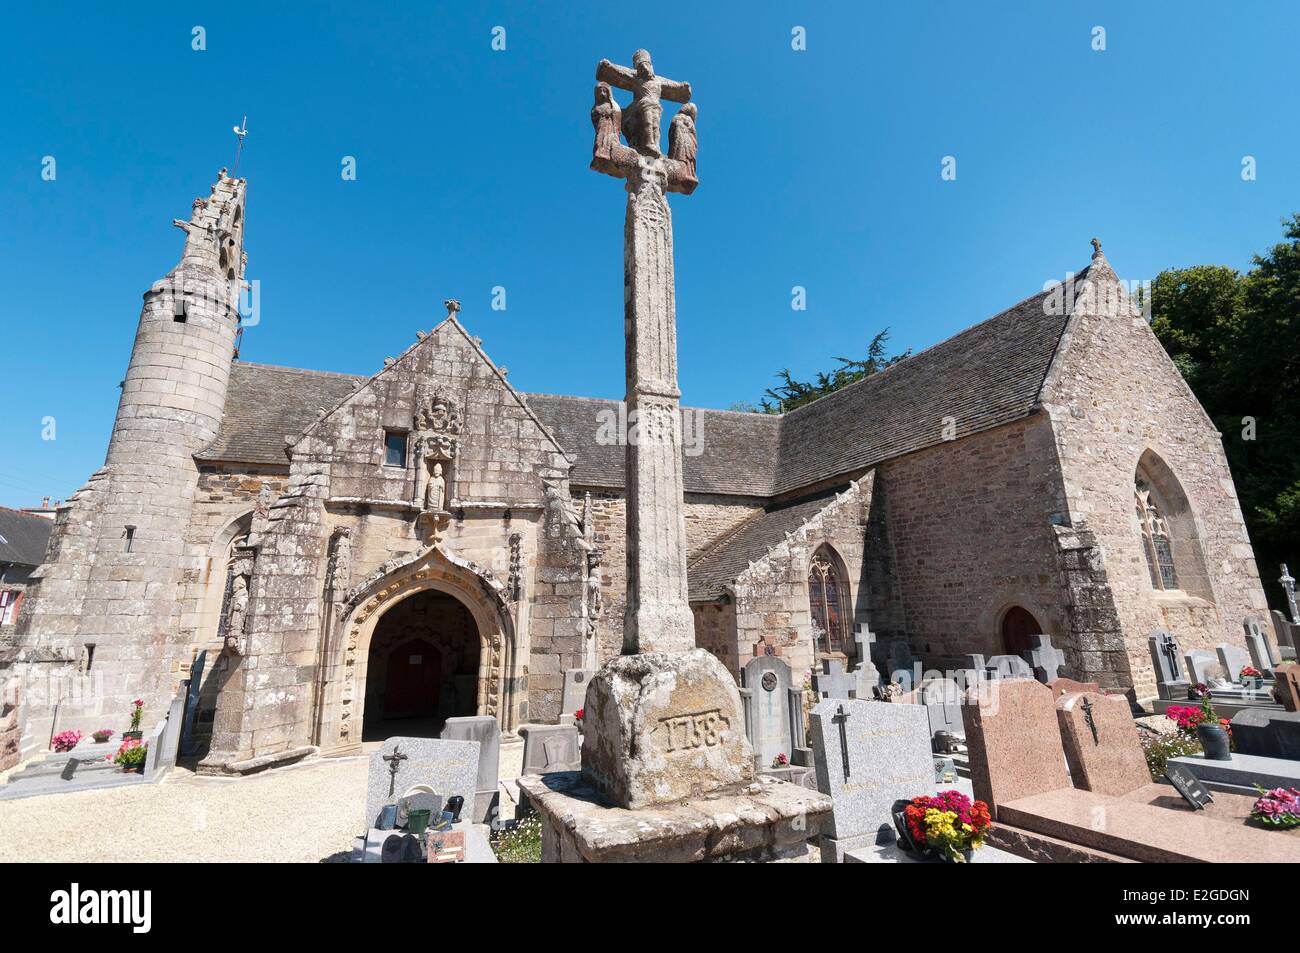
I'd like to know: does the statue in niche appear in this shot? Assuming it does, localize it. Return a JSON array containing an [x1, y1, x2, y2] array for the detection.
[[425, 462, 447, 513], [584, 550, 605, 638], [328, 528, 352, 594]]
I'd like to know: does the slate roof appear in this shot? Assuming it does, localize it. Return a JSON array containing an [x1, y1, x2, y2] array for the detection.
[[196, 269, 1083, 500], [686, 491, 841, 602], [769, 278, 1077, 495], [0, 508, 54, 569], [521, 394, 781, 497], [195, 363, 363, 465]]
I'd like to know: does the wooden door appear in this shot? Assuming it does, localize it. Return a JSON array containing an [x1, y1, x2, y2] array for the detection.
[[1000, 606, 1041, 656], [383, 639, 440, 719]]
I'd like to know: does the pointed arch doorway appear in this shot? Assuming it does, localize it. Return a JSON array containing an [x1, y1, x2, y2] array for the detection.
[[362, 589, 481, 740]]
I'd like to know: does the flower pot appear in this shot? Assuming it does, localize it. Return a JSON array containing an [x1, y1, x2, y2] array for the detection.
[[123, 731, 143, 741], [1197, 722, 1232, 760], [939, 849, 974, 864], [406, 809, 432, 836], [1241, 677, 1263, 690]]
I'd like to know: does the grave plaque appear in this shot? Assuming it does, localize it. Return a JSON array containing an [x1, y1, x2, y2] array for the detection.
[[1148, 629, 1189, 700], [364, 737, 479, 831], [1164, 762, 1213, 810], [1056, 691, 1149, 797], [1215, 643, 1251, 682]]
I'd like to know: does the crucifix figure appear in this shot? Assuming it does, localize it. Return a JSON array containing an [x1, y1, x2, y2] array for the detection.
[[596, 49, 692, 158], [1080, 697, 1099, 745], [382, 744, 408, 799], [1159, 633, 1181, 680], [590, 49, 699, 654], [832, 704, 852, 779], [1281, 564, 1299, 625]]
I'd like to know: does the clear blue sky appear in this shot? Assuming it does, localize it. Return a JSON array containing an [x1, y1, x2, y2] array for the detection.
[[2, 2, 1298, 508]]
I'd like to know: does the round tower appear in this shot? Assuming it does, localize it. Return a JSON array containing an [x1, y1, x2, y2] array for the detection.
[[106, 170, 247, 466]]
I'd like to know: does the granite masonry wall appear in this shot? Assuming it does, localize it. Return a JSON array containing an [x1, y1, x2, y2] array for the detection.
[[1040, 258, 1269, 699]]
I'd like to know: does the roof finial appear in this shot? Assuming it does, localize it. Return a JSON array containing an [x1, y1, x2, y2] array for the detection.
[[1090, 236, 1103, 259], [444, 298, 461, 319]]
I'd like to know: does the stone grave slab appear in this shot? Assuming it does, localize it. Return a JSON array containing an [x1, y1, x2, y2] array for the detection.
[[1148, 629, 1188, 700], [740, 655, 793, 769], [1243, 618, 1279, 675], [1229, 709, 1300, 760], [1056, 692, 1149, 796], [1215, 643, 1251, 683], [808, 697, 933, 863], [962, 678, 1070, 815], [1047, 677, 1101, 700], [1184, 650, 1224, 686], [1274, 663, 1300, 712], [440, 715, 500, 825], [519, 724, 581, 775], [985, 655, 1033, 680], [917, 677, 964, 750], [364, 737, 479, 832], [1270, 610, 1297, 660], [561, 669, 593, 718], [1168, 751, 1300, 793]]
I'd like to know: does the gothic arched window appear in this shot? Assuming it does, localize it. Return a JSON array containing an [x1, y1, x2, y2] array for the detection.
[[808, 545, 850, 655], [1135, 481, 1177, 590]]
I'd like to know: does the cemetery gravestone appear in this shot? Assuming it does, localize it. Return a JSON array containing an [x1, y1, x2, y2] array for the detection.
[[1272, 663, 1300, 713], [561, 669, 593, 718], [179, 649, 207, 757], [519, 724, 582, 775], [741, 655, 793, 769], [1215, 643, 1251, 683], [811, 658, 857, 700], [963, 678, 1070, 815], [1024, 634, 1067, 683], [918, 677, 964, 750], [364, 737, 479, 831], [1229, 709, 1300, 760], [1148, 629, 1189, 700], [440, 715, 500, 825], [1269, 609, 1297, 660], [1243, 619, 1278, 676], [808, 697, 933, 863], [985, 655, 1033, 680], [1184, 650, 1223, 686], [1055, 691, 1150, 796], [852, 624, 881, 696], [885, 639, 917, 687]]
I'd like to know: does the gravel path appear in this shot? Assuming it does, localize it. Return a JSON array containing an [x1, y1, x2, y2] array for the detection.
[[0, 756, 369, 863]]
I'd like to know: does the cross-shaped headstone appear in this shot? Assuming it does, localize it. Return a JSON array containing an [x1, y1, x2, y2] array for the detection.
[[1282, 564, 1299, 626], [1025, 633, 1067, 683], [382, 744, 408, 799], [831, 704, 852, 779], [852, 623, 881, 693], [812, 658, 857, 700]]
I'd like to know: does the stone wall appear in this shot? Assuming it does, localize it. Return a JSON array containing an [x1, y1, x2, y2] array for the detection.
[[878, 414, 1072, 665], [576, 488, 764, 664], [201, 317, 580, 767], [1041, 257, 1269, 698]]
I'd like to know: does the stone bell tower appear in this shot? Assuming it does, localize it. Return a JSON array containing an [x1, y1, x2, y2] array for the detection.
[[13, 170, 248, 739]]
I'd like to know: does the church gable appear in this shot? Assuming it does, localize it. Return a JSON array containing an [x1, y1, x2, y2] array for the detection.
[[290, 313, 571, 506]]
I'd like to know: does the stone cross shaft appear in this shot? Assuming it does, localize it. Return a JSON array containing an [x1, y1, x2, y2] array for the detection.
[[590, 49, 698, 655], [1282, 564, 1299, 625]]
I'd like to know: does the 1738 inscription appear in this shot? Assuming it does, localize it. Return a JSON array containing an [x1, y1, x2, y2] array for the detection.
[[657, 709, 729, 752]]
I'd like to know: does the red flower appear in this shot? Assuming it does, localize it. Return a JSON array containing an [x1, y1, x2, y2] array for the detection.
[[573, 708, 584, 721]]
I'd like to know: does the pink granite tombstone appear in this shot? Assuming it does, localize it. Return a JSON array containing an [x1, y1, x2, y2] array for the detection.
[[963, 678, 1070, 816], [1056, 691, 1151, 796], [1274, 663, 1300, 713], [1047, 676, 1101, 699]]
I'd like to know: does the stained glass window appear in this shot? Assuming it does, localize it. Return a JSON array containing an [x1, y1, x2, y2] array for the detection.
[[1135, 481, 1178, 590], [808, 546, 849, 655]]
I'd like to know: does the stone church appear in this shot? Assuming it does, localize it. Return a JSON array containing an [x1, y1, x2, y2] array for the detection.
[[5, 168, 1269, 772]]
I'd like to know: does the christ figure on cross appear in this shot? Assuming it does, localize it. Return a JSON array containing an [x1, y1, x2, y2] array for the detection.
[[597, 49, 691, 157]]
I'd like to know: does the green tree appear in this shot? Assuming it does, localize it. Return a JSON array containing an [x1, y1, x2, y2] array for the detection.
[[1151, 214, 1300, 609], [759, 329, 909, 413]]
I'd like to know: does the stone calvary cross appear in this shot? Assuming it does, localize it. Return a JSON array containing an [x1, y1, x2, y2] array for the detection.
[[590, 49, 699, 655]]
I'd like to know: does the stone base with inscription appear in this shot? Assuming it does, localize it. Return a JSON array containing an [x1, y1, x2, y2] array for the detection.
[[580, 649, 754, 809], [517, 771, 832, 863]]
